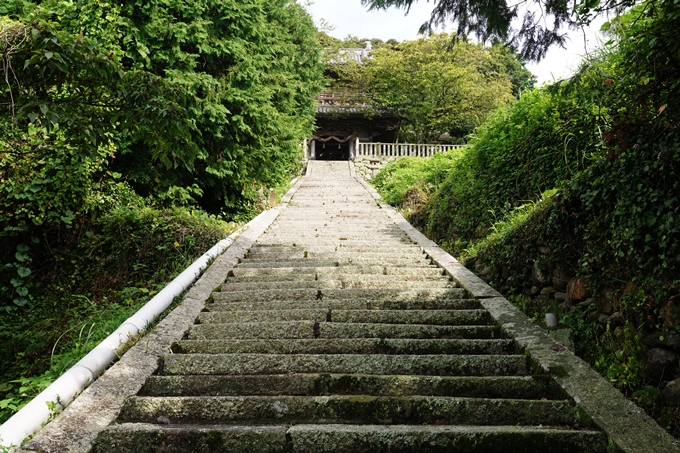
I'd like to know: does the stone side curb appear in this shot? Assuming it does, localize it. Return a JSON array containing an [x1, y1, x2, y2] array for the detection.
[[355, 176, 680, 453], [18, 178, 305, 453]]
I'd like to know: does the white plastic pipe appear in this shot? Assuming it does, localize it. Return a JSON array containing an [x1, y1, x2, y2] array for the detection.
[[0, 224, 249, 447]]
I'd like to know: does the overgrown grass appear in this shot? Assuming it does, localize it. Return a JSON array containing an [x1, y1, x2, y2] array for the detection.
[[372, 151, 465, 206], [0, 204, 239, 425]]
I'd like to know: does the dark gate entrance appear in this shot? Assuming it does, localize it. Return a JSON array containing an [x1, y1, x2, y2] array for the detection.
[[316, 139, 349, 161]]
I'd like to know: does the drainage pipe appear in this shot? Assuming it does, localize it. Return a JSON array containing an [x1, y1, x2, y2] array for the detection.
[[0, 219, 254, 447]]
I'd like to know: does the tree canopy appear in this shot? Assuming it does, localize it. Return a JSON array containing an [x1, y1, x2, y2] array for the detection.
[[362, 0, 637, 60], [0, 0, 324, 310], [1, 0, 324, 220], [339, 34, 531, 143]]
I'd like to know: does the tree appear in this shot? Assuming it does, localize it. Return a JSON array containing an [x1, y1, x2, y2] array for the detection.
[[3, 0, 325, 217], [362, 0, 637, 60], [0, 16, 197, 234], [352, 34, 517, 143]]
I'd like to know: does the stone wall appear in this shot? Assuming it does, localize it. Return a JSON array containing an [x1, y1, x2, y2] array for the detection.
[[353, 156, 399, 181], [465, 254, 680, 394]]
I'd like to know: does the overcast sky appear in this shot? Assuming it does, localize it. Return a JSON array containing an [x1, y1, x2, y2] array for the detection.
[[303, 0, 606, 85]]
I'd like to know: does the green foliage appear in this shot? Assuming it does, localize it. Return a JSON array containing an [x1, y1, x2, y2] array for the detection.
[[106, 0, 322, 215], [3, 0, 323, 218], [425, 82, 608, 245], [353, 34, 518, 143], [372, 150, 464, 205], [0, 201, 236, 423]]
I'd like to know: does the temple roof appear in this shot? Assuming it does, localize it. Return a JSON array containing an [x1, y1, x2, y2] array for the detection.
[[325, 42, 372, 64]]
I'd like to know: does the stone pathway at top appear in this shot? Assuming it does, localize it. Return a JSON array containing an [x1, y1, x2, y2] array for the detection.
[[92, 161, 608, 452]]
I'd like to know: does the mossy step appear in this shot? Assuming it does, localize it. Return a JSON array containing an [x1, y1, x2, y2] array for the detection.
[[188, 320, 317, 340], [211, 288, 466, 303], [256, 236, 409, 244], [267, 223, 396, 229], [94, 423, 606, 453], [245, 249, 425, 257], [331, 309, 488, 325], [257, 232, 407, 239], [253, 242, 417, 250], [140, 374, 559, 400], [197, 309, 330, 324], [205, 299, 481, 312], [226, 273, 447, 284], [93, 424, 288, 453], [188, 321, 498, 340], [219, 280, 453, 292], [236, 259, 435, 268], [172, 338, 514, 355], [229, 266, 443, 278], [196, 310, 488, 326], [243, 252, 432, 262], [117, 395, 583, 427], [160, 353, 526, 376], [248, 245, 423, 254], [318, 323, 498, 339], [288, 424, 607, 453], [255, 237, 410, 245]]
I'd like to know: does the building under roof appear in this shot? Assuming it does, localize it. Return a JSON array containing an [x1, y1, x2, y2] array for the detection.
[[307, 42, 401, 161]]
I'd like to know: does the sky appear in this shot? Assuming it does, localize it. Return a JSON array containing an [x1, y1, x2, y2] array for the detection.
[[303, 0, 606, 85]]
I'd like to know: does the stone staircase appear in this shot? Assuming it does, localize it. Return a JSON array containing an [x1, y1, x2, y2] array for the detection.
[[92, 162, 608, 452]]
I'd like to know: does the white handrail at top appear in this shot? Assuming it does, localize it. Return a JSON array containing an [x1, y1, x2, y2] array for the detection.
[[356, 142, 465, 158]]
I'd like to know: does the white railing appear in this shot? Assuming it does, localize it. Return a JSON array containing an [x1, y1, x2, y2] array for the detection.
[[356, 142, 465, 158]]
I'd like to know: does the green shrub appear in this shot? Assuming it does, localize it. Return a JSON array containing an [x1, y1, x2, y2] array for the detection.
[[372, 150, 465, 206], [0, 204, 236, 424]]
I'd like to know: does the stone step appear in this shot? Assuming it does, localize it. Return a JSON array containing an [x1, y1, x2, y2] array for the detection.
[[256, 237, 409, 244], [247, 245, 424, 254], [160, 353, 527, 376], [196, 310, 489, 326], [226, 273, 447, 284], [267, 222, 396, 228], [288, 425, 606, 453], [140, 374, 558, 399], [220, 280, 454, 291], [280, 207, 383, 212], [188, 322, 498, 340], [258, 231, 407, 239], [266, 228, 396, 235], [205, 299, 482, 312], [172, 338, 514, 355], [93, 424, 288, 453], [229, 266, 443, 278], [236, 259, 435, 268], [85, 169, 614, 453], [244, 252, 431, 262], [117, 395, 583, 427], [93, 423, 607, 453], [255, 237, 414, 245], [211, 288, 466, 303]]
